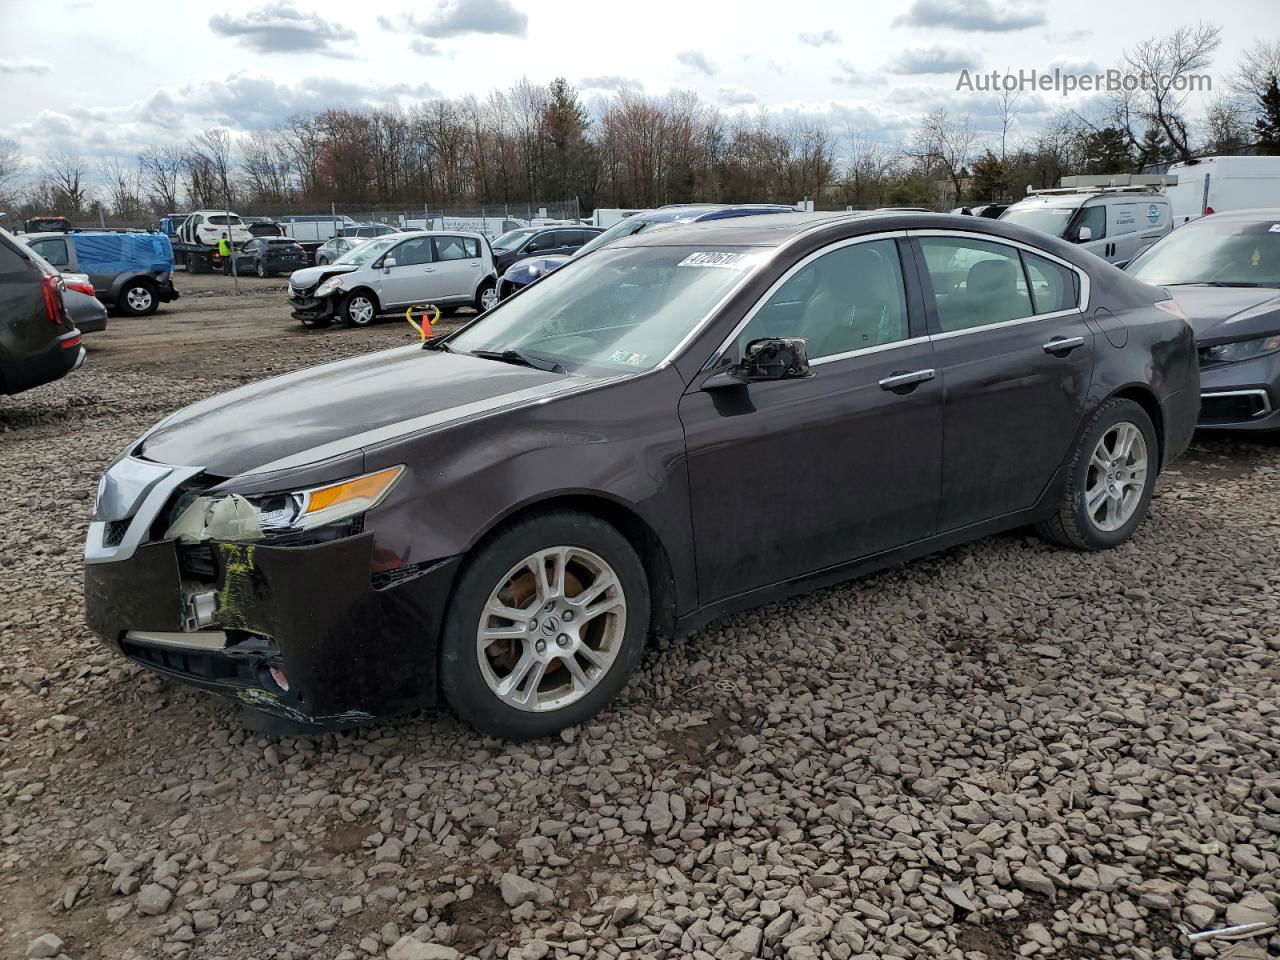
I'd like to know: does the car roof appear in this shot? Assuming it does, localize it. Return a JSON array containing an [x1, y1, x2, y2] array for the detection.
[[627, 203, 796, 225], [612, 209, 1096, 259], [1181, 207, 1280, 223]]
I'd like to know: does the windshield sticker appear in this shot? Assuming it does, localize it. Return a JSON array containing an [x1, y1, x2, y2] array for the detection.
[[607, 350, 648, 366], [677, 251, 758, 269]]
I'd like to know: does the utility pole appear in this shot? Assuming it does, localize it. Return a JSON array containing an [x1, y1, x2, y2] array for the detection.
[[225, 198, 239, 294]]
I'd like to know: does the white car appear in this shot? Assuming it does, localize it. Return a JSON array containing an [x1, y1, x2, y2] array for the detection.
[[181, 210, 253, 246], [287, 231, 499, 328]]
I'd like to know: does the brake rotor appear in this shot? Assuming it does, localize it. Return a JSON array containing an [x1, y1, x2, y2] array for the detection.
[[488, 563, 587, 680]]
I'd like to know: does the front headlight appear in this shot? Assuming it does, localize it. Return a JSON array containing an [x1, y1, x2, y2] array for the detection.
[[165, 465, 404, 544], [315, 276, 345, 297], [1201, 334, 1280, 364]]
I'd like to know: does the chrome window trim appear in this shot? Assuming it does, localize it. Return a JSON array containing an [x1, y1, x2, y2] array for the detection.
[[810, 335, 932, 366], [928, 306, 1084, 342], [700, 230, 910, 370], [909, 228, 1092, 314], [1200, 388, 1272, 416]]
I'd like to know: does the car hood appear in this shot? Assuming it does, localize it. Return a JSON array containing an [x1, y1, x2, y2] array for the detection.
[[140, 347, 593, 478], [1162, 285, 1280, 344], [289, 263, 360, 289], [504, 255, 571, 282]]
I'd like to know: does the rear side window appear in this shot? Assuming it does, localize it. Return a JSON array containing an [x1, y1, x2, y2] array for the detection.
[[434, 236, 476, 261], [919, 237, 1034, 332], [30, 238, 69, 267], [1022, 252, 1080, 314], [0, 236, 32, 273]]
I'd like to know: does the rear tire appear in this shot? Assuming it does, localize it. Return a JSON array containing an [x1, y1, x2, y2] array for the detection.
[[118, 279, 159, 317], [440, 510, 649, 740], [474, 279, 498, 314], [186, 253, 206, 275], [256, 262, 269, 278], [1036, 398, 1158, 550], [340, 290, 378, 327]]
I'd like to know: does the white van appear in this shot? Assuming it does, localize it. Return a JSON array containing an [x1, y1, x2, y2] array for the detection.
[[278, 214, 361, 244], [1000, 186, 1172, 265], [1164, 156, 1280, 224]]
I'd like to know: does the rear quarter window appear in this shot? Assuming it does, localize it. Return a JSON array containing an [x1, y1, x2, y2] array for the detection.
[[0, 235, 35, 275]]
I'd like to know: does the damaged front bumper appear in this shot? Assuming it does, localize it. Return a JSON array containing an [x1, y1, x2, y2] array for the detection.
[[289, 294, 336, 322], [84, 460, 459, 729]]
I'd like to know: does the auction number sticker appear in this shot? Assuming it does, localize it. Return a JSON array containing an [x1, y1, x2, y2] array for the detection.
[[607, 350, 649, 366], [677, 251, 759, 269]]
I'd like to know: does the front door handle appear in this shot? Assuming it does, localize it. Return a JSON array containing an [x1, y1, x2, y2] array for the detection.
[[1043, 336, 1085, 355], [879, 368, 935, 392]]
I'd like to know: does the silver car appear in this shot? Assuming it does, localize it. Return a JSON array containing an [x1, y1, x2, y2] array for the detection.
[[287, 231, 498, 328]]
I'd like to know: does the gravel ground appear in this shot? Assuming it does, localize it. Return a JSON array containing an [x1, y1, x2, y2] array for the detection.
[[2, 278, 1278, 960]]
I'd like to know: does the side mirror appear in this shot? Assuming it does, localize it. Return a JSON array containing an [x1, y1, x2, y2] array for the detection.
[[704, 337, 812, 390], [1076, 225, 1093, 242], [382, 258, 397, 273]]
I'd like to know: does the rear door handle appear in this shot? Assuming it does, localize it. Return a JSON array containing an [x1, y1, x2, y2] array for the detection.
[[879, 368, 935, 391], [1043, 336, 1085, 355]]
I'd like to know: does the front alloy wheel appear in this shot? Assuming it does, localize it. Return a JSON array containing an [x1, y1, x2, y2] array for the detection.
[[440, 510, 649, 739], [476, 281, 499, 313], [477, 547, 626, 712], [120, 282, 158, 316]]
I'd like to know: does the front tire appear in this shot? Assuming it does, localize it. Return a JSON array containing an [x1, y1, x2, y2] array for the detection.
[[440, 510, 650, 740], [1036, 398, 1158, 550], [340, 290, 378, 327], [118, 279, 159, 317], [256, 262, 269, 278]]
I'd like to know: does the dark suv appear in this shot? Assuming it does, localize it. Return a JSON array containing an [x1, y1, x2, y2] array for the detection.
[[0, 227, 84, 395], [490, 225, 604, 274]]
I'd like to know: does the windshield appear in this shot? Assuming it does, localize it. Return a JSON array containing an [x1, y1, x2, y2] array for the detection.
[[492, 228, 539, 252], [574, 217, 671, 258], [999, 206, 1076, 236], [993, 206, 1075, 235], [448, 244, 764, 374], [335, 235, 397, 265], [1127, 219, 1280, 286]]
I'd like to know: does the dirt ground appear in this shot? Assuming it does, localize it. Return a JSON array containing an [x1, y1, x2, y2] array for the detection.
[[1, 275, 1277, 960]]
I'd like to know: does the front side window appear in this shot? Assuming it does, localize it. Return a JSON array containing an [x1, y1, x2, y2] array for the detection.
[[449, 245, 764, 375], [919, 237, 1034, 332], [1072, 205, 1106, 241], [30, 238, 69, 267], [1023, 252, 1080, 314], [735, 239, 909, 360], [390, 237, 433, 266]]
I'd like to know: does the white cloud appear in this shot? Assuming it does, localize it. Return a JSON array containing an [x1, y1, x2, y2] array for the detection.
[[676, 50, 716, 76], [208, 5, 351, 55], [401, 0, 528, 39], [0, 58, 53, 75]]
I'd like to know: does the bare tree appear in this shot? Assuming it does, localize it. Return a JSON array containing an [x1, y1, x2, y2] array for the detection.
[[42, 151, 91, 215], [842, 129, 899, 207], [1201, 92, 1252, 153], [99, 158, 145, 222], [138, 145, 184, 213], [995, 86, 1022, 161], [909, 109, 977, 205], [1229, 39, 1280, 106], [0, 137, 21, 202], [1122, 23, 1222, 162]]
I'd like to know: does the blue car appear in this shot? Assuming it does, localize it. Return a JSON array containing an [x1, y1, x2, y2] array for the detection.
[[22, 231, 178, 317], [497, 204, 796, 299]]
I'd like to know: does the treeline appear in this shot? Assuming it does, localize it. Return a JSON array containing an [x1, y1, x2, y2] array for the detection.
[[2, 32, 1278, 224]]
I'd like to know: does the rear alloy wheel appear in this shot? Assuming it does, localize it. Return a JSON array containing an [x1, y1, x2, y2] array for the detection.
[[1036, 398, 1157, 550], [441, 511, 649, 739], [340, 291, 377, 327], [474, 280, 498, 313], [119, 280, 158, 317]]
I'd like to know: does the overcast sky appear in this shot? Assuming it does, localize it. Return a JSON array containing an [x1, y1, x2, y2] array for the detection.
[[0, 0, 1271, 166]]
